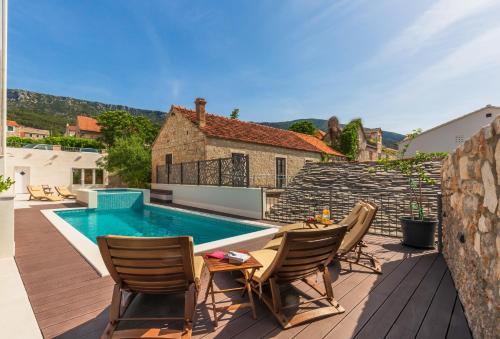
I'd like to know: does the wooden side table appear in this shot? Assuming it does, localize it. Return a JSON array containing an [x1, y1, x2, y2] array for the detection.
[[203, 253, 262, 327]]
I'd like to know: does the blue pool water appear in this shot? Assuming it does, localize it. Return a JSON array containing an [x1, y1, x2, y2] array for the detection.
[[55, 189, 264, 245]]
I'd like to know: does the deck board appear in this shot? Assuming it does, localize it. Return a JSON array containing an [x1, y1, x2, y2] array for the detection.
[[14, 203, 472, 338]]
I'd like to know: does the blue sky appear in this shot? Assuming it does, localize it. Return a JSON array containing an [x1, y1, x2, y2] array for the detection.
[[8, 0, 500, 133]]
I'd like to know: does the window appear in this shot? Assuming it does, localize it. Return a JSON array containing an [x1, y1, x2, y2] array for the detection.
[[72, 169, 82, 185], [95, 169, 104, 184], [7, 126, 13, 132], [486, 113, 492, 118], [276, 157, 286, 188], [72, 168, 104, 185], [455, 135, 465, 146], [84, 169, 93, 184]]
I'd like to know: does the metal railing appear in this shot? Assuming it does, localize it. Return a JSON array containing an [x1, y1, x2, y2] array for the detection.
[[156, 155, 250, 187], [264, 187, 439, 238]]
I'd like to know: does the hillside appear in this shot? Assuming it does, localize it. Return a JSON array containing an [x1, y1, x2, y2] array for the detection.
[[260, 119, 405, 148], [7, 89, 166, 134], [7, 89, 405, 148]]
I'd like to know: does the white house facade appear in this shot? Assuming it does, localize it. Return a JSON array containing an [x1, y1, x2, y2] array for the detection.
[[399, 105, 500, 156]]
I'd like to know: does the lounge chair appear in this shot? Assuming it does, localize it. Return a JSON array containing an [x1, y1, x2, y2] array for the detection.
[[27, 185, 63, 201], [264, 202, 381, 274], [248, 226, 348, 329], [97, 235, 204, 339], [273, 201, 368, 238], [55, 186, 76, 199], [337, 202, 381, 274]]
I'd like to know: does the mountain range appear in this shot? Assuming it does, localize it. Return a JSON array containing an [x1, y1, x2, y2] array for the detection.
[[7, 89, 404, 148]]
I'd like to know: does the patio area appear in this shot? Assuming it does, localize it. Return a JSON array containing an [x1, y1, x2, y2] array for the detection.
[[15, 203, 472, 339]]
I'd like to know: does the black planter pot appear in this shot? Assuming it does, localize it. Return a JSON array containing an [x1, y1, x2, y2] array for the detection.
[[400, 217, 437, 249]]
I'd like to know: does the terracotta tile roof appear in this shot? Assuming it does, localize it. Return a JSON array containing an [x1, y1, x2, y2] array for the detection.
[[293, 132, 344, 156], [314, 129, 326, 139], [7, 120, 18, 127], [76, 115, 101, 132], [171, 105, 344, 156]]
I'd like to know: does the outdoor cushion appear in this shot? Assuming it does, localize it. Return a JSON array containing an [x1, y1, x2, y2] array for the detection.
[[193, 255, 204, 280], [248, 249, 277, 282]]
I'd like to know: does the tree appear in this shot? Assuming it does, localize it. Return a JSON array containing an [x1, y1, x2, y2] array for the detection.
[[230, 108, 239, 119], [288, 120, 315, 135], [339, 118, 362, 161], [96, 110, 160, 146], [99, 136, 152, 188]]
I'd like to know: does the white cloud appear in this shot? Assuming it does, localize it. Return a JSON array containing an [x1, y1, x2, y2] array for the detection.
[[380, 0, 498, 58]]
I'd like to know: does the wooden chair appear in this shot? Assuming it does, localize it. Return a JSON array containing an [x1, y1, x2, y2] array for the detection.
[[97, 236, 205, 339], [337, 202, 381, 274], [272, 201, 367, 240], [55, 186, 76, 199], [248, 226, 348, 329], [27, 185, 63, 201]]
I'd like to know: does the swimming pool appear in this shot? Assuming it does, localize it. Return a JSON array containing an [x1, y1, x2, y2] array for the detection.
[[55, 204, 265, 245], [43, 188, 277, 276]]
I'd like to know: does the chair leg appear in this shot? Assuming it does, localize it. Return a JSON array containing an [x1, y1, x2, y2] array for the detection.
[[339, 244, 382, 274], [269, 278, 282, 314], [102, 284, 122, 339]]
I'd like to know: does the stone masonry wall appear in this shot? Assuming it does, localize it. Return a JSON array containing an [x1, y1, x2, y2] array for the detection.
[[441, 116, 499, 339], [206, 138, 321, 187], [267, 160, 442, 237], [151, 112, 207, 182]]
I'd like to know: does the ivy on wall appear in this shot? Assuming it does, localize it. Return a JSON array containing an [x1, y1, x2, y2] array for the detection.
[[340, 118, 362, 161]]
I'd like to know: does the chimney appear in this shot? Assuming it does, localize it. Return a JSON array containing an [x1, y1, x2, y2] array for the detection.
[[195, 98, 207, 127]]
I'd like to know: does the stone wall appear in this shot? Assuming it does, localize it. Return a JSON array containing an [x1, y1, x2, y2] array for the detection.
[[206, 138, 321, 187], [151, 112, 207, 182], [266, 160, 442, 236], [441, 116, 499, 339]]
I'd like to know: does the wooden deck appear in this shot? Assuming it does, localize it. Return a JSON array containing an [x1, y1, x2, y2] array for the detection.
[[14, 204, 472, 339]]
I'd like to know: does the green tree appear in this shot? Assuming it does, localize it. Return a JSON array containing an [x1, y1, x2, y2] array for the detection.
[[99, 136, 151, 188], [340, 118, 362, 161], [288, 120, 315, 135], [230, 108, 240, 119], [96, 110, 159, 146]]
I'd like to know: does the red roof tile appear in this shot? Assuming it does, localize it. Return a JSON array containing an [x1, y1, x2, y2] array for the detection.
[[76, 116, 101, 132], [293, 132, 344, 156], [7, 120, 18, 127], [171, 105, 344, 156]]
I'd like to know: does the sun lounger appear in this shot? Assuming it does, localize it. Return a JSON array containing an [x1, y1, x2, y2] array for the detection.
[[97, 235, 204, 339], [337, 201, 381, 273], [248, 226, 348, 328], [54, 186, 76, 199], [27, 185, 63, 201]]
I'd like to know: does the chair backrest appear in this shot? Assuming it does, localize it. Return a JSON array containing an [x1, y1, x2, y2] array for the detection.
[[260, 226, 347, 283], [338, 202, 378, 254], [28, 185, 46, 198], [338, 201, 366, 230], [56, 186, 71, 195], [97, 236, 196, 294]]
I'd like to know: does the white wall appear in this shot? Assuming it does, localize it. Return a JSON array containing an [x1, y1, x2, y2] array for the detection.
[[4, 147, 107, 192], [400, 106, 500, 156], [152, 183, 264, 219]]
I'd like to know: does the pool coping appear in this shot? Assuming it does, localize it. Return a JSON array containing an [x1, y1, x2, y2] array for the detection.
[[41, 203, 278, 277]]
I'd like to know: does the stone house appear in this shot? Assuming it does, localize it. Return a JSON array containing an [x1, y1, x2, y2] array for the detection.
[[322, 116, 385, 161], [152, 98, 344, 188], [65, 115, 101, 139], [7, 120, 50, 139]]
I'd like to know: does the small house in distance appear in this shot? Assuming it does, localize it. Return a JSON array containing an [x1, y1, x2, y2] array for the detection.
[[399, 105, 500, 156], [152, 98, 344, 188], [6, 120, 50, 139], [65, 115, 101, 139]]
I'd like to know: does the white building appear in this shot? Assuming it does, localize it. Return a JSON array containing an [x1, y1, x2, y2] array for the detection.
[[4, 147, 108, 194], [399, 105, 500, 156]]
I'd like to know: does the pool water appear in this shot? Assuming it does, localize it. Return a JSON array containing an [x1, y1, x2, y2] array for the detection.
[[55, 204, 264, 245]]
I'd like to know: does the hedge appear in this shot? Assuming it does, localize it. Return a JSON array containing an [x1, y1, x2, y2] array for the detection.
[[7, 136, 104, 149]]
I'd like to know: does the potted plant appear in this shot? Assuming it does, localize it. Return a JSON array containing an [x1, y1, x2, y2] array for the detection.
[[0, 175, 14, 193], [375, 130, 445, 248]]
